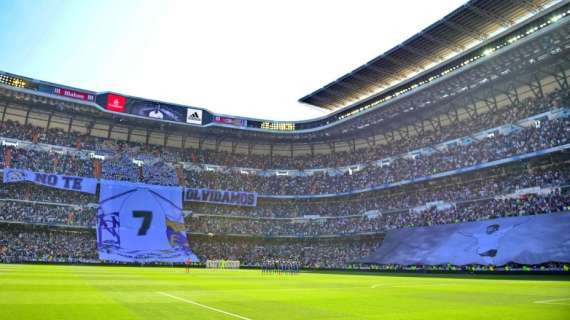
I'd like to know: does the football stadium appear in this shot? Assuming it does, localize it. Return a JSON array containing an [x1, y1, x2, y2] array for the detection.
[[1, 0, 570, 319]]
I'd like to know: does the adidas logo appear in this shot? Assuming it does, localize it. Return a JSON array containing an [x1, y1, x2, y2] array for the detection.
[[188, 112, 201, 120], [187, 109, 202, 123]]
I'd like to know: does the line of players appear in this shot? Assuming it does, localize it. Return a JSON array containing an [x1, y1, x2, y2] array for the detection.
[[261, 259, 301, 274]]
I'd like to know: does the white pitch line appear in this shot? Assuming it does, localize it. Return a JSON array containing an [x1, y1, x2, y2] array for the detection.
[[370, 282, 410, 288], [392, 283, 456, 288], [370, 283, 456, 289], [157, 291, 252, 320], [534, 298, 570, 305]]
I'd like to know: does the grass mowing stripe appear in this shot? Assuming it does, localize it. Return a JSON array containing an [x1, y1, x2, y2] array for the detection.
[[157, 291, 253, 320], [0, 264, 18, 285]]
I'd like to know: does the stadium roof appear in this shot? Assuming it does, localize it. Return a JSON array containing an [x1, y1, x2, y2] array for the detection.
[[299, 0, 560, 111]]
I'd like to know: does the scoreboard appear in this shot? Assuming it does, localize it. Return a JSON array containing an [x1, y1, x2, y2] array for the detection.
[[0, 73, 37, 90], [96, 93, 205, 125]]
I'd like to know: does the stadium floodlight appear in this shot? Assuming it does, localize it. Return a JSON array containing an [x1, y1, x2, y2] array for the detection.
[[482, 48, 495, 56], [550, 14, 563, 23]]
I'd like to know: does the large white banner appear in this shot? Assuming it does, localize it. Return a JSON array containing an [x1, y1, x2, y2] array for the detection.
[[97, 180, 199, 263], [363, 212, 570, 266]]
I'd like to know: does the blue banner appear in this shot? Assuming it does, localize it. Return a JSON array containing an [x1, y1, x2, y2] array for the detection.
[[97, 180, 198, 263], [184, 187, 257, 207], [361, 212, 570, 266], [2, 168, 98, 194]]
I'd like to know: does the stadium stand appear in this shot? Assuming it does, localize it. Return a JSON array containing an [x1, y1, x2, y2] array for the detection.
[[1, 0, 569, 269]]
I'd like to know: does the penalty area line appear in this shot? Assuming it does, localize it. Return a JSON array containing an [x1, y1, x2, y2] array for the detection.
[[157, 291, 253, 320], [370, 282, 410, 288], [533, 298, 570, 306], [391, 283, 456, 288], [370, 283, 456, 289]]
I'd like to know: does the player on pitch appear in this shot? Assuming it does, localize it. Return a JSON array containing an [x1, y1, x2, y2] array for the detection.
[[185, 258, 192, 273]]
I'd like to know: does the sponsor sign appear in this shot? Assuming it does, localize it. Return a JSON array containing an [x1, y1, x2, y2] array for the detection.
[[106, 93, 126, 112], [186, 108, 203, 125], [96, 94, 204, 125], [39, 84, 95, 102], [214, 116, 246, 127]]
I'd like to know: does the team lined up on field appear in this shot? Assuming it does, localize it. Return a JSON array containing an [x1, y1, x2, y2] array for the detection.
[[261, 259, 301, 274]]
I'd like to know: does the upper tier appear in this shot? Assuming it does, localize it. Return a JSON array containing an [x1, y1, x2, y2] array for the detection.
[[1, 105, 568, 197], [0, 2, 569, 141]]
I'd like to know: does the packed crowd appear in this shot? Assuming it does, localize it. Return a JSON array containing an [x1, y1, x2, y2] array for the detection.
[[187, 190, 570, 237], [0, 183, 96, 204], [0, 201, 95, 227], [100, 152, 179, 186], [190, 237, 382, 269], [0, 92, 568, 196], [0, 226, 98, 263], [185, 116, 570, 195], [101, 154, 141, 182], [186, 89, 569, 169], [0, 144, 180, 186], [141, 160, 179, 186], [1, 183, 566, 237], [0, 161, 567, 230], [0, 89, 566, 179], [0, 225, 378, 268], [190, 163, 570, 218], [3, 146, 92, 177]]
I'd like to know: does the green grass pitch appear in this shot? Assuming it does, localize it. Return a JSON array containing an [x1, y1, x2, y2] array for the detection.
[[0, 264, 569, 319]]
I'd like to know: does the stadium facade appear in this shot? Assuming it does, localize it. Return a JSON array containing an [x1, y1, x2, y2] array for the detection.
[[0, 0, 569, 270]]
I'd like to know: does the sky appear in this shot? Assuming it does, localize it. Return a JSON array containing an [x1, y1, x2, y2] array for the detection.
[[0, 0, 467, 121]]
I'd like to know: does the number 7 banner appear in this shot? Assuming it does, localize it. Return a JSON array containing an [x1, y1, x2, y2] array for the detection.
[[96, 180, 199, 263]]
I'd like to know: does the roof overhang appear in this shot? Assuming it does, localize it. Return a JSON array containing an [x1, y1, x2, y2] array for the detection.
[[299, 0, 561, 111]]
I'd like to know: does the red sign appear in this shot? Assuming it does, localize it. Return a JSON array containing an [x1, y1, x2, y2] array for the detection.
[[51, 87, 94, 101], [214, 116, 246, 127], [106, 94, 126, 112]]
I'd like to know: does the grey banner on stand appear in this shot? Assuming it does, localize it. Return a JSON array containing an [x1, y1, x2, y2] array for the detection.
[[361, 212, 570, 266]]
